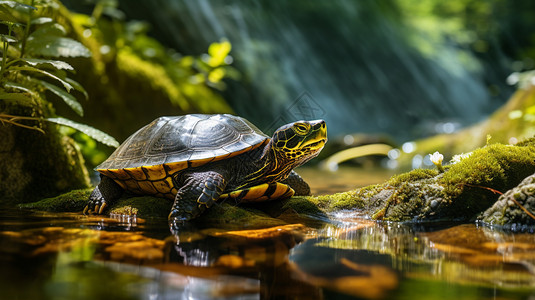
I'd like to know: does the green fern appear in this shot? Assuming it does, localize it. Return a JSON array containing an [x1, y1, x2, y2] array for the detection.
[[0, 0, 117, 147], [47, 117, 119, 147]]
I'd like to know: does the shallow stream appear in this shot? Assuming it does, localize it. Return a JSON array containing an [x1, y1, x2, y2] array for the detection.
[[1, 167, 534, 299]]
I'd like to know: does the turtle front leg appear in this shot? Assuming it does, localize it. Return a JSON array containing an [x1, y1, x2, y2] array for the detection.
[[169, 171, 227, 222], [281, 170, 311, 196], [84, 175, 124, 215]]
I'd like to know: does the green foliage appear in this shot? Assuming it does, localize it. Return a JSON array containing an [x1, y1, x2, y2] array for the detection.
[[395, 0, 502, 71], [0, 0, 117, 147], [48, 117, 119, 147], [72, 0, 236, 114]]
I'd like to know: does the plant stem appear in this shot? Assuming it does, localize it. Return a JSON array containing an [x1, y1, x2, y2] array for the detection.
[[0, 113, 45, 134], [0, 24, 12, 78]]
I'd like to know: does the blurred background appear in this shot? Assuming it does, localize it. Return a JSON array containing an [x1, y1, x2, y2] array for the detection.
[[61, 0, 535, 142]]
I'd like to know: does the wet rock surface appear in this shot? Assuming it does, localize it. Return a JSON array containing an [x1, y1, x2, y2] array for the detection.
[[481, 172, 535, 228]]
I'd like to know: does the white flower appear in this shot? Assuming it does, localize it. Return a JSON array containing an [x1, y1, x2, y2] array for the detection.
[[429, 151, 444, 165], [429, 151, 444, 173], [450, 152, 472, 164]]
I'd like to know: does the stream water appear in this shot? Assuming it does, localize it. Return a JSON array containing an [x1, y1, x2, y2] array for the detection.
[[1, 167, 535, 300]]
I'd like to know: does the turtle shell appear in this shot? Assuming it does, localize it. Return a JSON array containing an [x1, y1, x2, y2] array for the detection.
[[96, 114, 269, 198]]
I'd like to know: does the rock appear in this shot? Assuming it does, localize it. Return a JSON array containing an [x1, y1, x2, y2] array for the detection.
[[22, 139, 535, 226], [0, 103, 90, 204], [481, 173, 535, 228], [303, 140, 535, 223], [19, 188, 92, 212]]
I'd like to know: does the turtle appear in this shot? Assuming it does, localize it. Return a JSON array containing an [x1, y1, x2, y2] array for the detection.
[[84, 114, 327, 222]]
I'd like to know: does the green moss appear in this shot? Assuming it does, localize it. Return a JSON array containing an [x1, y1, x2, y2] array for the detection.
[[387, 168, 439, 186], [440, 143, 535, 215], [516, 137, 535, 147], [280, 197, 325, 216], [307, 190, 366, 212], [0, 101, 91, 205], [198, 203, 286, 228], [20, 140, 535, 225], [299, 141, 535, 223], [19, 188, 92, 212]]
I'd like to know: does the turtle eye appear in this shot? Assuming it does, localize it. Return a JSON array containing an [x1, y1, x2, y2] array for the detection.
[[293, 123, 310, 135]]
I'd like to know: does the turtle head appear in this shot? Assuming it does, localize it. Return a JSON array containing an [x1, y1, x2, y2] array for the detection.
[[270, 120, 327, 168]]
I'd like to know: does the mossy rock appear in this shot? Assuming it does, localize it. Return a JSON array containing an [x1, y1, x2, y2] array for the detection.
[[21, 187, 289, 227], [481, 172, 535, 228], [108, 196, 286, 228], [0, 102, 91, 205], [303, 140, 535, 223], [21, 139, 535, 225], [19, 188, 92, 212]]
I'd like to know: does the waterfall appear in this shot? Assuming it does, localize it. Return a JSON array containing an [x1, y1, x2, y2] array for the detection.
[[100, 0, 515, 141]]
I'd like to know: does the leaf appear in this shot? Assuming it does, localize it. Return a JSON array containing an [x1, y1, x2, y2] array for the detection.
[[0, 5, 17, 23], [33, 0, 59, 9], [65, 77, 88, 100], [29, 23, 66, 38], [0, 1, 36, 10], [4, 81, 34, 93], [26, 36, 91, 58], [0, 91, 32, 102], [0, 34, 17, 43], [47, 117, 119, 148], [39, 80, 83, 116], [207, 39, 231, 67], [22, 58, 74, 71], [31, 17, 53, 25], [10, 65, 73, 91], [0, 20, 22, 26], [0, 1, 34, 23], [102, 6, 125, 20]]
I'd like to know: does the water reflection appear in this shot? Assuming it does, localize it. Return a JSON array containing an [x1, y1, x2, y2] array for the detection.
[[1, 208, 535, 299], [289, 220, 535, 299]]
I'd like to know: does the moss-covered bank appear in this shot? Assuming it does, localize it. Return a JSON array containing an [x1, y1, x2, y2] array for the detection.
[[22, 139, 535, 226], [307, 139, 535, 223]]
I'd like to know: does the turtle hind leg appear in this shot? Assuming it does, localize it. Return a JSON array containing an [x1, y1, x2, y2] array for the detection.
[[84, 175, 123, 215], [168, 171, 227, 223]]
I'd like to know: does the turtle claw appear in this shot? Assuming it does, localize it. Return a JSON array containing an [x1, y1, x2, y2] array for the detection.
[[98, 203, 107, 214], [84, 195, 108, 215]]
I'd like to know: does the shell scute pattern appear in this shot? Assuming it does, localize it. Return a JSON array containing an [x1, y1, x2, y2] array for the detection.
[[96, 114, 268, 197]]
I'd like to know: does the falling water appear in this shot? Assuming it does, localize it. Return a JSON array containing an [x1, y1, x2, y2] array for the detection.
[[103, 1, 515, 141]]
